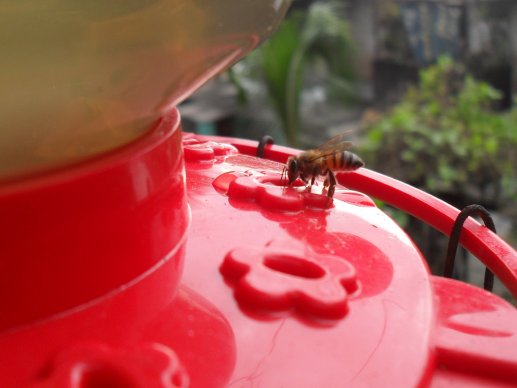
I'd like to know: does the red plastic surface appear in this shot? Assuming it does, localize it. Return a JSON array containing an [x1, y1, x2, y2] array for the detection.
[[182, 134, 517, 387], [432, 277, 517, 387], [339, 169, 517, 299], [1, 120, 516, 387], [0, 111, 189, 331], [181, 136, 434, 386], [206, 135, 517, 300]]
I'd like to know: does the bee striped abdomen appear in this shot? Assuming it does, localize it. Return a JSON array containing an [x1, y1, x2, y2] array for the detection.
[[327, 150, 363, 171], [344, 151, 354, 169]]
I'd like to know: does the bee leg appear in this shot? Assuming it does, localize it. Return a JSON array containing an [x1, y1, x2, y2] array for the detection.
[[296, 174, 308, 191], [327, 171, 336, 199]]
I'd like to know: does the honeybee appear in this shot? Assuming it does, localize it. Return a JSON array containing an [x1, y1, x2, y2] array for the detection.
[[282, 132, 364, 199]]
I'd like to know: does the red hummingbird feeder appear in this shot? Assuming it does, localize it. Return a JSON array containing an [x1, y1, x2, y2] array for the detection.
[[1, 1, 516, 387]]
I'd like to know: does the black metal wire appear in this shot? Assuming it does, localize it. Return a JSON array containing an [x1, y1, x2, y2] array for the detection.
[[444, 204, 496, 292], [257, 135, 274, 158]]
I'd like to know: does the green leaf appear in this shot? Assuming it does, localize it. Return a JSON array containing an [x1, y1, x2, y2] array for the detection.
[[359, 55, 517, 204]]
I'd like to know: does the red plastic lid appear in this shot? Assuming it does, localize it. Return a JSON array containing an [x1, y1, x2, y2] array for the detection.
[[181, 133, 517, 387], [1, 117, 516, 387]]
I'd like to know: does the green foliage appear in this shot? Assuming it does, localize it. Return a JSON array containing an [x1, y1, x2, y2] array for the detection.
[[361, 56, 517, 207], [230, 1, 356, 146], [260, 14, 304, 147]]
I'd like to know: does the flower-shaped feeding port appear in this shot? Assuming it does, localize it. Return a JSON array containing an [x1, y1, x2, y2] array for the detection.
[[214, 171, 376, 212], [30, 342, 189, 388], [220, 240, 359, 320], [215, 172, 332, 211], [183, 137, 238, 163]]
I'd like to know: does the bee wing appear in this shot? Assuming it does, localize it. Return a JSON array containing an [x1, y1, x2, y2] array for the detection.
[[305, 141, 356, 162], [315, 131, 354, 151], [302, 132, 354, 162]]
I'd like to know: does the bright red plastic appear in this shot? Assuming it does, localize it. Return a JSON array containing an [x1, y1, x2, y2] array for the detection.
[[1, 117, 516, 387], [0, 112, 188, 331], [182, 133, 517, 387], [207, 135, 517, 300]]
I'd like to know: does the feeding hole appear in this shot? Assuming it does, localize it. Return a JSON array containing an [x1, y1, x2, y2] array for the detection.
[[264, 254, 326, 279], [258, 176, 286, 187], [258, 175, 305, 188], [78, 364, 136, 388]]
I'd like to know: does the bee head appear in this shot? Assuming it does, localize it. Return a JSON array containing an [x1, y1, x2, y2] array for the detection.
[[286, 157, 299, 184]]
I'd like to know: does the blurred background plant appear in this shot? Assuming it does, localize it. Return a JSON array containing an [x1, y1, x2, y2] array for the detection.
[[361, 56, 517, 210], [228, 0, 358, 147]]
